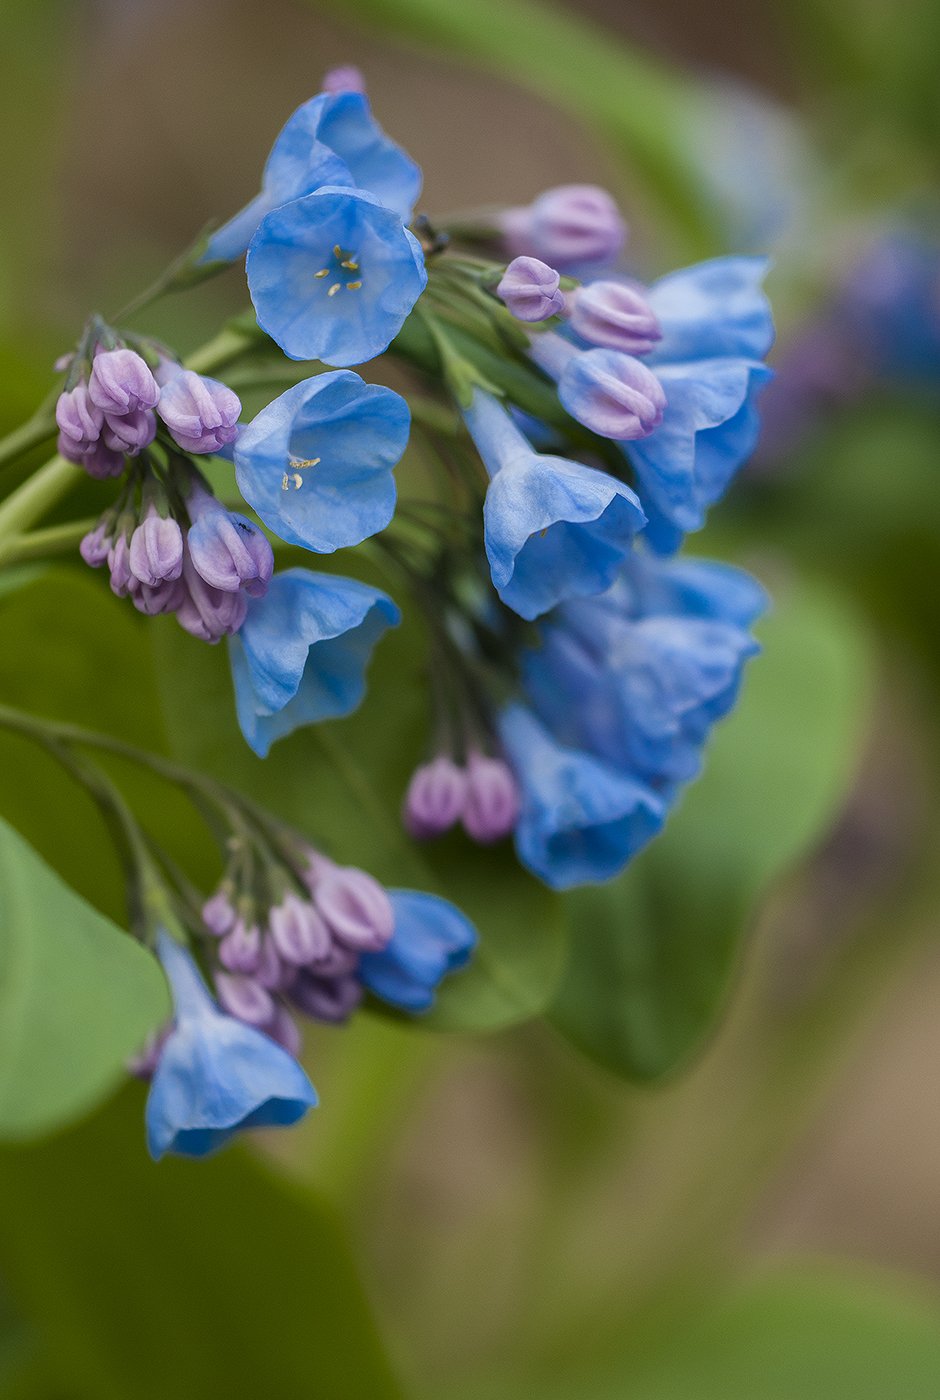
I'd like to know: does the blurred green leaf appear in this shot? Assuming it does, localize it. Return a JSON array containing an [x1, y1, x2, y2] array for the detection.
[[552, 573, 874, 1080], [152, 589, 566, 1032], [0, 815, 168, 1141], [306, 0, 721, 256], [0, 1088, 403, 1399], [0, 568, 215, 920], [537, 1268, 940, 1400]]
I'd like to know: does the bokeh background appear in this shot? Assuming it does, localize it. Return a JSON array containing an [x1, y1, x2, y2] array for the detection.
[[1, 0, 939, 1396]]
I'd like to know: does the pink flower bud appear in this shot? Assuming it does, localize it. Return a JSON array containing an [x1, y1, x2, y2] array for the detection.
[[402, 756, 467, 840], [218, 919, 262, 973], [497, 256, 565, 323], [269, 893, 332, 967], [569, 280, 662, 355], [88, 348, 159, 415], [462, 753, 520, 843], [314, 867, 394, 952], [215, 972, 274, 1026], [500, 185, 626, 274]]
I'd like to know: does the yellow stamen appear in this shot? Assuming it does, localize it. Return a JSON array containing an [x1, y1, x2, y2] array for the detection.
[[289, 456, 321, 470], [327, 283, 341, 297], [341, 259, 359, 271], [346, 280, 363, 291], [314, 268, 330, 279], [333, 244, 343, 258]]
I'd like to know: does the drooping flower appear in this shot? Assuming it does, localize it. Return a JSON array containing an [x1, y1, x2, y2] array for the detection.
[[359, 891, 476, 1012], [463, 388, 646, 621], [497, 704, 665, 890], [145, 930, 317, 1161], [247, 187, 427, 366], [206, 90, 421, 263], [520, 550, 766, 794], [234, 373, 410, 553], [229, 568, 400, 757]]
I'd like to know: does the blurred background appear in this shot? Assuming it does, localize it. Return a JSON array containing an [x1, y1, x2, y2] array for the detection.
[[1, 0, 939, 1396]]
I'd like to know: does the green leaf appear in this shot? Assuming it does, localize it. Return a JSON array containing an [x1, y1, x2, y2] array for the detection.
[[551, 574, 874, 1080], [0, 1088, 403, 1399], [537, 1268, 940, 1400], [151, 576, 566, 1033], [0, 814, 169, 1141]]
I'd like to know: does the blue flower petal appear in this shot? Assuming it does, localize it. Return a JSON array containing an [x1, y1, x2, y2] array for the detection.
[[483, 455, 646, 621], [230, 569, 400, 757], [146, 932, 316, 1161], [247, 187, 427, 367], [205, 91, 421, 263], [627, 358, 772, 540], [359, 891, 477, 1012], [234, 372, 410, 553], [498, 704, 665, 889], [646, 256, 775, 363]]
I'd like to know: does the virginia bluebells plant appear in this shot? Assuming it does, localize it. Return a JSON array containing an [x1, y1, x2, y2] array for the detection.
[[33, 64, 775, 1157]]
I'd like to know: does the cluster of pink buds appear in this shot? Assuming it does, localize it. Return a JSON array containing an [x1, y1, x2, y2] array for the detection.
[[202, 851, 396, 1051], [402, 752, 520, 844]]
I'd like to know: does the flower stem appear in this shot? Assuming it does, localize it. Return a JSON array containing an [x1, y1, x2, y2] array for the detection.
[[0, 517, 98, 568], [0, 408, 57, 471]]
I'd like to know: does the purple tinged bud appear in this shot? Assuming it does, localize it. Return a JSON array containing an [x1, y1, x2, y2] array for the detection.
[[269, 893, 332, 967], [129, 506, 184, 586], [402, 756, 467, 840], [267, 1005, 303, 1056], [88, 348, 160, 416], [314, 867, 394, 952], [501, 185, 626, 273], [102, 408, 157, 456], [309, 942, 359, 977], [218, 919, 262, 973], [291, 971, 363, 1024], [186, 488, 273, 597], [497, 256, 565, 322], [56, 385, 103, 452], [131, 576, 186, 616], [107, 535, 135, 598], [301, 850, 338, 892], [80, 521, 112, 568], [462, 752, 520, 843], [255, 935, 288, 991], [322, 65, 366, 95], [61, 434, 125, 478], [558, 348, 667, 441], [176, 548, 249, 643], [202, 890, 236, 936], [214, 971, 275, 1027], [569, 281, 662, 355], [158, 371, 241, 455]]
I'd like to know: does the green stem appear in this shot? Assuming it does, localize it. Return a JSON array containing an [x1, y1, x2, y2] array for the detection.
[[0, 517, 98, 568], [0, 320, 262, 549], [0, 409, 57, 470]]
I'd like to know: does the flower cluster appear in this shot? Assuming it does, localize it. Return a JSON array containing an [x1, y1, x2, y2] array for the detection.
[[46, 66, 776, 1157]]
